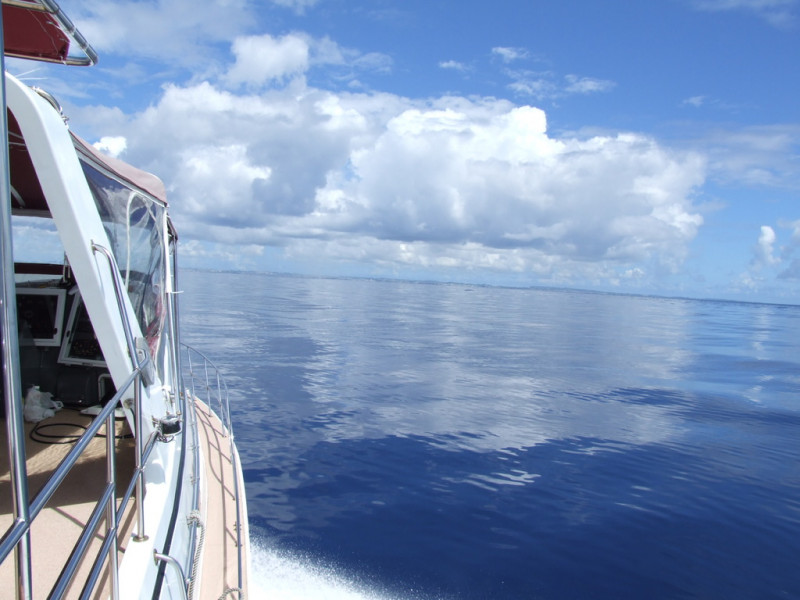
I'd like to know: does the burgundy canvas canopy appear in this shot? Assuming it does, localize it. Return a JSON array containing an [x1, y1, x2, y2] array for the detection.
[[2, 0, 97, 66], [8, 109, 168, 215], [72, 133, 169, 207]]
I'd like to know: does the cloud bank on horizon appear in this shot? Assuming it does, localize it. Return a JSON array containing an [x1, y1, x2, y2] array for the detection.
[[12, 0, 800, 303]]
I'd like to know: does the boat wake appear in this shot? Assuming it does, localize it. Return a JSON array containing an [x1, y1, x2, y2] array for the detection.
[[250, 539, 429, 600]]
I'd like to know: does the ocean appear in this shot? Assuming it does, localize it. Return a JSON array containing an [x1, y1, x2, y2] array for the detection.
[[179, 269, 800, 600]]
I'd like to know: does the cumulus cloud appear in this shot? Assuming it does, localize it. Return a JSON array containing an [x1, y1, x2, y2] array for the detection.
[[224, 34, 310, 88], [325, 105, 704, 270], [93, 136, 127, 158], [175, 144, 271, 224], [69, 2, 389, 92], [74, 0, 255, 67], [89, 65, 706, 284], [751, 225, 780, 270], [744, 220, 800, 283], [54, 11, 710, 287]]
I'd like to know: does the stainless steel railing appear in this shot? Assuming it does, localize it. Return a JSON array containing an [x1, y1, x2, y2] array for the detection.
[[0, 240, 244, 598], [180, 344, 245, 597], [0, 241, 160, 599], [91, 242, 150, 540], [0, 359, 157, 599]]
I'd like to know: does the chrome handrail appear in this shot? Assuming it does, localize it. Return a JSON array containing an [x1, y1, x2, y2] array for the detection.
[[0, 235, 157, 598], [182, 345, 231, 432], [180, 344, 244, 596], [27, 369, 136, 519], [90, 243, 139, 367], [0, 18, 33, 594], [91, 242, 148, 540], [16, 240, 153, 598], [154, 551, 190, 600], [0, 363, 149, 599]]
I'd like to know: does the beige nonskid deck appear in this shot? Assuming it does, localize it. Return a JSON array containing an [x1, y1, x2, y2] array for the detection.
[[0, 401, 247, 599], [194, 399, 248, 600], [0, 408, 136, 599]]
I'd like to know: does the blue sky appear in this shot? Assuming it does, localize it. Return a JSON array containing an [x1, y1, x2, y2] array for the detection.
[[10, 0, 800, 303]]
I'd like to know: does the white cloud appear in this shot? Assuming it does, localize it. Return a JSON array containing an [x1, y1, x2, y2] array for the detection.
[[310, 36, 346, 66], [752, 225, 780, 270], [507, 75, 559, 100], [269, 0, 319, 13], [682, 95, 707, 107], [306, 36, 393, 74], [11, 219, 63, 264], [789, 219, 800, 243], [703, 124, 800, 188], [66, 31, 708, 287], [690, 0, 797, 27], [93, 136, 127, 158], [491, 47, 529, 63], [100, 68, 705, 283], [439, 60, 469, 72], [504, 71, 616, 101], [564, 74, 616, 94], [740, 220, 800, 285], [175, 144, 271, 223], [776, 219, 800, 279], [74, 0, 254, 68], [225, 34, 310, 88], [69, 2, 386, 91], [350, 52, 394, 74]]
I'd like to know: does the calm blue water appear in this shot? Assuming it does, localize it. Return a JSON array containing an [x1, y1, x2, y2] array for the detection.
[[179, 270, 800, 600]]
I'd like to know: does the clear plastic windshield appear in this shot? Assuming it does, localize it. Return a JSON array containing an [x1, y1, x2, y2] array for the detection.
[[80, 159, 169, 374]]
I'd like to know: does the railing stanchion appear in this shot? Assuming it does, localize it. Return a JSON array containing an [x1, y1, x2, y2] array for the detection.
[[0, 11, 33, 595], [105, 408, 120, 599], [133, 373, 147, 541], [91, 243, 149, 542], [181, 344, 243, 594]]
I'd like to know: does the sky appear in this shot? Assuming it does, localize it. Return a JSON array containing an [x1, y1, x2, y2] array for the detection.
[[8, 0, 800, 304]]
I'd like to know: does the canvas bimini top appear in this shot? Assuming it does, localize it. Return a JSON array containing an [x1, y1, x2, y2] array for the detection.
[[8, 110, 170, 218], [2, 0, 97, 66]]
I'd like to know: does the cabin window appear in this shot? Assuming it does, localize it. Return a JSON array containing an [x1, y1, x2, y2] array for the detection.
[[11, 215, 63, 265]]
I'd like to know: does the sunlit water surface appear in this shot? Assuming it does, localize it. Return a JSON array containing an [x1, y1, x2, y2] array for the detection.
[[180, 270, 800, 600]]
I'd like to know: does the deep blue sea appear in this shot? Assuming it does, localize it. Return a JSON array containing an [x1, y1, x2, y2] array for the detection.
[[179, 269, 800, 600]]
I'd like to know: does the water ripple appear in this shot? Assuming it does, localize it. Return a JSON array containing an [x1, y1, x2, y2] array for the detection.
[[181, 271, 800, 600]]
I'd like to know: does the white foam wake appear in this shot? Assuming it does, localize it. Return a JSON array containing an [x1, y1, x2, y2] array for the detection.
[[249, 539, 424, 600]]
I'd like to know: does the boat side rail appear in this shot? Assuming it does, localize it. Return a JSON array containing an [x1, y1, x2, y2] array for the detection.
[[180, 343, 244, 597], [1, 239, 164, 598], [91, 241, 153, 541], [0, 362, 159, 599], [181, 344, 231, 433]]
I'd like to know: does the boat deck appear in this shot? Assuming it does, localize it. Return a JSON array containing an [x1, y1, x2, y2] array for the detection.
[[0, 407, 136, 599], [0, 400, 247, 599], [194, 399, 248, 600]]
